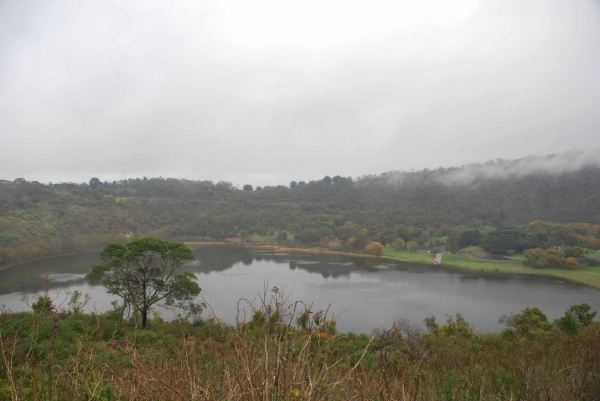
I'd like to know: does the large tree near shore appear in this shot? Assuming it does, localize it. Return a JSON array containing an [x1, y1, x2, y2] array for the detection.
[[86, 237, 200, 328]]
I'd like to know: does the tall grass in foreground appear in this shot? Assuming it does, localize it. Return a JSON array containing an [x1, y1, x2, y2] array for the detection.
[[1, 287, 599, 400]]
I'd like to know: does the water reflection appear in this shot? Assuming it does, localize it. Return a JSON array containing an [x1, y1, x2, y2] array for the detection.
[[0, 253, 99, 295], [0, 246, 598, 334]]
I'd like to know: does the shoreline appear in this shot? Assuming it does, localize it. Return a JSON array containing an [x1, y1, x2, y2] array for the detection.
[[2, 242, 597, 291], [185, 243, 413, 262], [441, 260, 600, 291], [184, 243, 600, 291], [0, 250, 101, 274]]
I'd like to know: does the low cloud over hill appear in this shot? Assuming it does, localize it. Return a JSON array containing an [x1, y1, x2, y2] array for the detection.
[[439, 149, 600, 185]]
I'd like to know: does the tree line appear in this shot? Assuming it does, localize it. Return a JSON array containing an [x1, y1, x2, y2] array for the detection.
[[2, 159, 600, 266]]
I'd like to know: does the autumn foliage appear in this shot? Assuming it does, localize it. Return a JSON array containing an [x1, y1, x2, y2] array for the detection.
[[565, 257, 579, 270], [365, 242, 384, 256], [319, 237, 330, 248]]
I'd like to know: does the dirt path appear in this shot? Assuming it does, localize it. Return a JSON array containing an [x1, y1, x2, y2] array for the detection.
[[434, 253, 443, 265]]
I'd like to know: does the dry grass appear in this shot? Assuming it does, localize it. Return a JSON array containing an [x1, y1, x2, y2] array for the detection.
[[1, 288, 600, 400]]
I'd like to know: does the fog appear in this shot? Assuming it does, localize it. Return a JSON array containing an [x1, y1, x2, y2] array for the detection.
[[439, 149, 600, 185], [1, 0, 599, 187]]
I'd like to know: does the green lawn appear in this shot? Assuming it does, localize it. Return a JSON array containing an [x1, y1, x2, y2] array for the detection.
[[382, 247, 436, 263], [587, 250, 600, 258], [251, 231, 295, 244], [207, 239, 600, 290], [442, 253, 600, 290], [442, 253, 524, 270]]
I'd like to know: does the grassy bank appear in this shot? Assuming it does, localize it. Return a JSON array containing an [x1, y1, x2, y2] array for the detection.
[[442, 253, 600, 290], [237, 243, 600, 291], [0, 249, 103, 274], [381, 247, 436, 263], [5, 240, 600, 290]]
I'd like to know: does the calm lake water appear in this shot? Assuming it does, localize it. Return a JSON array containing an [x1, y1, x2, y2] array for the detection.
[[1, 246, 599, 333]]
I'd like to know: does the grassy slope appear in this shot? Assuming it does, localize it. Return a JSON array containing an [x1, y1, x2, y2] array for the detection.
[[2, 310, 600, 400], [456, 246, 489, 258], [382, 247, 436, 263], [246, 243, 600, 290], [442, 253, 600, 290]]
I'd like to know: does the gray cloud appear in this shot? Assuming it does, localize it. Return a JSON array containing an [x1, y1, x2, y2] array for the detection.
[[1, 0, 599, 187]]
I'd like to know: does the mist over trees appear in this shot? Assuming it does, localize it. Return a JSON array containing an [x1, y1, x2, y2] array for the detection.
[[1, 153, 600, 265]]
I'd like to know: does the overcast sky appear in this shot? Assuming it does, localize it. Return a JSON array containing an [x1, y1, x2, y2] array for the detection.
[[1, 0, 600, 187]]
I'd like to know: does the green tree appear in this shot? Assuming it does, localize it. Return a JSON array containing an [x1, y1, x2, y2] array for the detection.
[[290, 181, 297, 189], [481, 227, 526, 254], [295, 228, 322, 245], [568, 303, 597, 326], [524, 248, 566, 269], [88, 177, 102, 189], [555, 312, 579, 333], [407, 241, 419, 252], [564, 246, 584, 258], [392, 238, 406, 250], [519, 231, 550, 250], [501, 307, 551, 339], [243, 184, 253, 192], [86, 237, 201, 329], [423, 314, 473, 338], [458, 230, 481, 249], [555, 303, 597, 333]]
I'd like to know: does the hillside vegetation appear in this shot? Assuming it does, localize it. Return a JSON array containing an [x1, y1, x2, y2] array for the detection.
[[1, 287, 599, 400], [1, 153, 600, 266]]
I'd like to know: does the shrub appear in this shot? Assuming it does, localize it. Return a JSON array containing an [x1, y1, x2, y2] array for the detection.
[[554, 303, 598, 333], [346, 238, 358, 249], [565, 257, 578, 270], [32, 295, 53, 314], [523, 248, 566, 269], [319, 237, 330, 248], [500, 307, 551, 339], [365, 242, 384, 256], [392, 238, 405, 250], [581, 257, 600, 266], [564, 246, 584, 258]]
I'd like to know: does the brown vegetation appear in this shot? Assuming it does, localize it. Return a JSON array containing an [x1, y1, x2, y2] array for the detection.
[[365, 242, 384, 256], [1, 288, 599, 400]]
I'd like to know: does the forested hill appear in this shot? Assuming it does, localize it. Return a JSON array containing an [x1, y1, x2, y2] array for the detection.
[[1, 153, 600, 264]]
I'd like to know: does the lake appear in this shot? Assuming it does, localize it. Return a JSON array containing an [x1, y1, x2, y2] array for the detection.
[[1, 245, 599, 333]]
